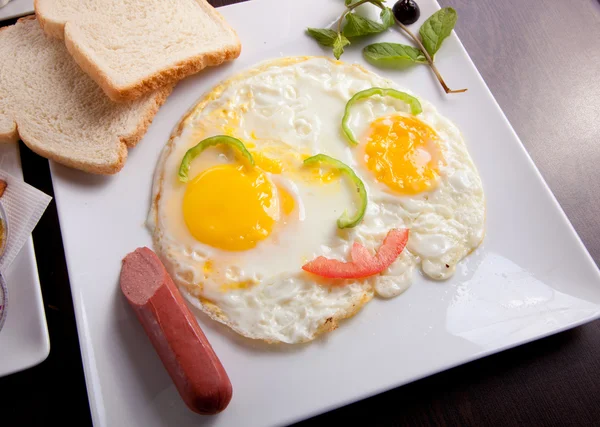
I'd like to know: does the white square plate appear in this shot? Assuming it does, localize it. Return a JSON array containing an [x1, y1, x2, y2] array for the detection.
[[0, 144, 49, 378], [49, 0, 600, 425], [0, 0, 33, 22]]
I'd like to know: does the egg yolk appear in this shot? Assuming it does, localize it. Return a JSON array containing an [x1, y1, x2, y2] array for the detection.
[[364, 115, 443, 194], [253, 152, 283, 174], [276, 185, 295, 215], [183, 164, 278, 251]]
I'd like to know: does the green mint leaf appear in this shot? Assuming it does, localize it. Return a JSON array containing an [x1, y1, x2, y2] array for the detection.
[[343, 13, 387, 38], [333, 33, 350, 59], [380, 7, 394, 29], [419, 7, 457, 57], [306, 28, 338, 47], [363, 43, 427, 67]]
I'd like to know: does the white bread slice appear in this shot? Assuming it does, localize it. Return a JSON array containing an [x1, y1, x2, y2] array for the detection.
[[0, 17, 172, 175], [35, 0, 242, 102]]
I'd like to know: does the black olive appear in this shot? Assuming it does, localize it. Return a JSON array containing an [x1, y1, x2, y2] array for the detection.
[[392, 0, 421, 25]]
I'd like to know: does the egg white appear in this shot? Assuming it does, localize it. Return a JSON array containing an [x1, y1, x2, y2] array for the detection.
[[149, 57, 485, 343]]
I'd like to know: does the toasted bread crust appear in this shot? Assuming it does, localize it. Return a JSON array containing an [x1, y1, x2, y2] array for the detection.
[[35, 0, 242, 102]]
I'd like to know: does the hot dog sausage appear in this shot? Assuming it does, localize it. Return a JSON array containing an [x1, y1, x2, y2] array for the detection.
[[120, 247, 232, 414]]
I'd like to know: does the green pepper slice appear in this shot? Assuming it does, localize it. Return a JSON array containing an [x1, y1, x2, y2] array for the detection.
[[341, 87, 423, 145], [178, 135, 255, 182], [303, 154, 367, 229]]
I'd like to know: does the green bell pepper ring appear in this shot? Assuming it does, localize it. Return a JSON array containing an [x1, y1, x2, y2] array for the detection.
[[303, 154, 367, 229], [178, 135, 255, 182], [341, 87, 423, 145]]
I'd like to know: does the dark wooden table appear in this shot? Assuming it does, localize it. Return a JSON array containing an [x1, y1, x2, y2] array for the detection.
[[2, 0, 600, 425]]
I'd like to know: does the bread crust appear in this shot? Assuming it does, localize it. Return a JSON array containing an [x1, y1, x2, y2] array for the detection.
[[34, 0, 64, 39], [35, 0, 242, 103]]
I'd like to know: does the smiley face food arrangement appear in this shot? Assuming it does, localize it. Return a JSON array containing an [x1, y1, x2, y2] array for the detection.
[[2, 0, 487, 419], [148, 57, 485, 344]]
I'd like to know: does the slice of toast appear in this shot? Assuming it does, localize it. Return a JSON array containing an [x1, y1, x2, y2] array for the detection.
[[0, 17, 172, 174], [35, 0, 242, 102]]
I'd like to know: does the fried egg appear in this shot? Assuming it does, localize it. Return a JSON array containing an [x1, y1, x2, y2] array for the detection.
[[149, 57, 485, 343]]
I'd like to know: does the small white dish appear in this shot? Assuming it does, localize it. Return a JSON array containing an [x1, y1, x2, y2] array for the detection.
[[0, 203, 8, 333], [48, 0, 600, 425], [0, 202, 8, 262], [0, 274, 7, 333], [0, 144, 49, 377], [0, 0, 33, 22]]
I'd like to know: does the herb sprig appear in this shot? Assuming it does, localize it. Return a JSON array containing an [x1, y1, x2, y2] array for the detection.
[[307, 1, 466, 94]]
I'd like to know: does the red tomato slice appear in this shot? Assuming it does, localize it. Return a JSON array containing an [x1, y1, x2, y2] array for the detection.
[[302, 228, 409, 279]]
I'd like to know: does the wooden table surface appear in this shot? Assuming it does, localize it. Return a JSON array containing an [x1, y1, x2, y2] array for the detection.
[[2, 0, 600, 425]]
